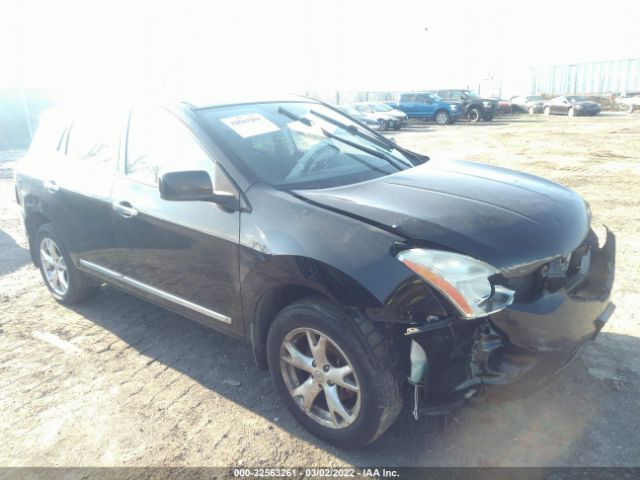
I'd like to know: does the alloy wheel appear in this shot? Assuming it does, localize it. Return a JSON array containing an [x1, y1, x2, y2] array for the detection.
[[280, 327, 361, 429], [435, 111, 448, 125], [39, 237, 69, 295]]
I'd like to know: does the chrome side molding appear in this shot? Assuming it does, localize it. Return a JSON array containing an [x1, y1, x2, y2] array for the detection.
[[78, 259, 232, 324]]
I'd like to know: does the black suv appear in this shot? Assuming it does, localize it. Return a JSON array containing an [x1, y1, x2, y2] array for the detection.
[[432, 89, 498, 122], [15, 97, 615, 447]]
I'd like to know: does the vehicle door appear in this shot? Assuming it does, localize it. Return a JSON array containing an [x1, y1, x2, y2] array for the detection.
[[414, 94, 435, 118], [45, 109, 122, 269], [551, 97, 566, 114], [399, 94, 417, 117], [446, 90, 468, 111], [109, 106, 243, 335]]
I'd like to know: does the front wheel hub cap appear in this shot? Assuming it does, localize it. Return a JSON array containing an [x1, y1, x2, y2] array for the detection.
[[280, 328, 361, 429]]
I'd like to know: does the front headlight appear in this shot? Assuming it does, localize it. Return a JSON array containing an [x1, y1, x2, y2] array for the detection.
[[483, 101, 492, 108], [575, 104, 583, 109], [396, 249, 514, 319], [450, 104, 457, 111]]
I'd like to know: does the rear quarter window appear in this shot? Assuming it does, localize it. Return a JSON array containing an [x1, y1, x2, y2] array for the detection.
[[28, 110, 67, 154]]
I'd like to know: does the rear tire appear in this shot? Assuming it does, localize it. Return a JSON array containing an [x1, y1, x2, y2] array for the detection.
[[377, 119, 386, 131], [625, 104, 634, 114], [468, 107, 481, 122], [434, 110, 450, 125], [266, 296, 403, 448], [35, 223, 100, 305], [528, 106, 535, 115], [544, 106, 551, 115]]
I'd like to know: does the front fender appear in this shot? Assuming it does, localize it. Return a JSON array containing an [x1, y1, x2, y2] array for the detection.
[[240, 185, 449, 327]]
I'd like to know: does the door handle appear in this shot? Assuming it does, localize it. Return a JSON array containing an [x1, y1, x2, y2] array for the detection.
[[113, 201, 138, 218], [43, 179, 59, 193]]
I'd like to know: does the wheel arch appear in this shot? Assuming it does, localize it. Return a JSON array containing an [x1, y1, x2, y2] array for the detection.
[[24, 210, 51, 265], [244, 255, 386, 369], [434, 108, 450, 119], [250, 283, 328, 369]]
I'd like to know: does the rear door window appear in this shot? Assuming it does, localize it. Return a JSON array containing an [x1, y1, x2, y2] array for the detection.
[[66, 112, 119, 170]]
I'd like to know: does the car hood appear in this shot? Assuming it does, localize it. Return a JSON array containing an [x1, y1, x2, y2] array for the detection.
[[470, 97, 496, 103], [295, 160, 589, 273]]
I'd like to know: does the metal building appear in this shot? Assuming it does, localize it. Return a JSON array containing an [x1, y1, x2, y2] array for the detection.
[[530, 58, 640, 95]]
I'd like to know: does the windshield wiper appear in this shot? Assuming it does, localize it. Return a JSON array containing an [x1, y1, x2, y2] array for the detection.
[[278, 106, 312, 126], [277, 107, 405, 171], [319, 128, 405, 170], [311, 106, 429, 165], [308, 109, 395, 152]]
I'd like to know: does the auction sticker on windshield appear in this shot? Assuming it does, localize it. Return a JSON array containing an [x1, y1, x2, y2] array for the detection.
[[221, 113, 280, 138]]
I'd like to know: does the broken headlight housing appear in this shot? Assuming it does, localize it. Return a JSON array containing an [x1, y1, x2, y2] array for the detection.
[[396, 249, 514, 319]]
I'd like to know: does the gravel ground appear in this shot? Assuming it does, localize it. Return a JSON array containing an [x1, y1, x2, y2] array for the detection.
[[0, 112, 639, 467]]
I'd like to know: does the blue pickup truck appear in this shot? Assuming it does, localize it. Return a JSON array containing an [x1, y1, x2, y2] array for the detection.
[[386, 92, 461, 125]]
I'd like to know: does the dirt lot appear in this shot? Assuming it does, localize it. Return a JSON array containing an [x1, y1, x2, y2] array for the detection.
[[1, 112, 639, 467]]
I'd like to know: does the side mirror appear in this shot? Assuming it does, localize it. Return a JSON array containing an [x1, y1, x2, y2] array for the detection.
[[158, 170, 238, 210]]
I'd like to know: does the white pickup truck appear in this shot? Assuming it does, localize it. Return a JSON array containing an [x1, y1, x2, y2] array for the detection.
[[616, 92, 640, 113]]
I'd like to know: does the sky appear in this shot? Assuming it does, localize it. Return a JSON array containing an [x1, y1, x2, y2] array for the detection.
[[1, 0, 639, 99]]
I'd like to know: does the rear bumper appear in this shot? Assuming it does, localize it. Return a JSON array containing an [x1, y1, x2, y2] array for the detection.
[[479, 229, 616, 400]]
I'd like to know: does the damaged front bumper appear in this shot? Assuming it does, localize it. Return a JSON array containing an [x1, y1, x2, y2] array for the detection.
[[409, 229, 616, 411]]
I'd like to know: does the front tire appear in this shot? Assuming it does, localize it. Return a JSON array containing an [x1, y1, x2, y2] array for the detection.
[[377, 119, 386, 131], [35, 223, 99, 305], [568, 107, 575, 117], [468, 107, 481, 122], [266, 297, 403, 448], [625, 104, 634, 114], [544, 106, 551, 115], [528, 106, 535, 115]]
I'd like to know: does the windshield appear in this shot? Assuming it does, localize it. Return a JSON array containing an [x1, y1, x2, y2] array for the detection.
[[368, 103, 392, 112], [567, 96, 588, 102], [354, 104, 374, 113], [461, 90, 480, 99], [428, 93, 443, 102], [340, 106, 361, 116], [526, 96, 544, 101], [198, 102, 413, 189]]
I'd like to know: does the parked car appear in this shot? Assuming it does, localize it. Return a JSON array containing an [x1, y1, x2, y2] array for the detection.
[[492, 98, 512, 114], [615, 92, 640, 114], [543, 96, 601, 116], [337, 105, 381, 130], [358, 102, 408, 128], [510, 95, 545, 114], [351, 103, 401, 130], [386, 92, 461, 125], [432, 89, 497, 122], [15, 96, 616, 448]]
